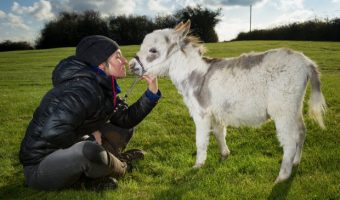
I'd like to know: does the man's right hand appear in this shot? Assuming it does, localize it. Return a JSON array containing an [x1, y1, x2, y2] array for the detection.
[[92, 130, 102, 145], [142, 75, 158, 94]]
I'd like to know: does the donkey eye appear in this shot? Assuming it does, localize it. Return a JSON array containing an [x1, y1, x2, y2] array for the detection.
[[149, 48, 158, 53]]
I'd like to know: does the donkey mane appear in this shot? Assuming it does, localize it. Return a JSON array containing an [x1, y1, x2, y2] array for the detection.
[[182, 35, 206, 56]]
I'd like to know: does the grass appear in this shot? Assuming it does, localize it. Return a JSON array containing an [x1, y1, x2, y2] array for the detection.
[[0, 41, 339, 199]]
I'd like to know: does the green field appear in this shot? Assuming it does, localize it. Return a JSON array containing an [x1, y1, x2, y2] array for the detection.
[[0, 41, 339, 199]]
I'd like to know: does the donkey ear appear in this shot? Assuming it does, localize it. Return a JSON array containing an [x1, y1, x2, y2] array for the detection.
[[173, 20, 191, 41], [174, 21, 184, 30]]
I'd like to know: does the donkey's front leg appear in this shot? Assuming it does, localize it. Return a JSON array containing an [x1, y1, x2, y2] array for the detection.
[[193, 115, 211, 169]]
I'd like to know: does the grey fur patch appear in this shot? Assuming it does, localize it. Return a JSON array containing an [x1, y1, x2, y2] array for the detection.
[[188, 62, 225, 108], [283, 48, 294, 55], [146, 53, 160, 63], [188, 70, 202, 86], [228, 53, 266, 70], [203, 58, 230, 70], [223, 101, 233, 113], [164, 36, 170, 43], [186, 70, 208, 107], [166, 43, 177, 57], [204, 53, 267, 71], [309, 64, 321, 93], [189, 54, 266, 107], [202, 57, 223, 64]]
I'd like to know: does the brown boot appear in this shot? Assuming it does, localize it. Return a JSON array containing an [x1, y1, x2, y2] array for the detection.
[[107, 151, 127, 178], [119, 149, 145, 163]]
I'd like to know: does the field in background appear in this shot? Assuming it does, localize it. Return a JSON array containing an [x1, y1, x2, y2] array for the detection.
[[0, 41, 339, 199]]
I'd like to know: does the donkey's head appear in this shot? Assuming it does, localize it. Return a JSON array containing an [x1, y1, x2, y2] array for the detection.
[[129, 20, 197, 76]]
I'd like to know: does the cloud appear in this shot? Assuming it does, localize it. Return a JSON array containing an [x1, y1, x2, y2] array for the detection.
[[7, 13, 30, 30], [0, 10, 6, 18], [272, 9, 315, 26], [206, 0, 264, 6], [148, 0, 174, 14], [11, 0, 54, 21], [216, 18, 247, 41], [51, 0, 136, 17], [273, 0, 304, 11]]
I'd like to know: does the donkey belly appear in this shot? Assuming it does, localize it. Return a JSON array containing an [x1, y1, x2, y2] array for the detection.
[[211, 80, 269, 127], [214, 102, 269, 127]]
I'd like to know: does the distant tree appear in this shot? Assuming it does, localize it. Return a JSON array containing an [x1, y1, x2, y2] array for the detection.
[[174, 5, 221, 42], [154, 15, 178, 29], [108, 15, 154, 45], [36, 10, 109, 49], [0, 40, 34, 52], [77, 10, 109, 42], [35, 6, 224, 48], [234, 18, 340, 41]]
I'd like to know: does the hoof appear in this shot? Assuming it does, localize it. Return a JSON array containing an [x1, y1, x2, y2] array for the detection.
[[274, 175, 289, 184], [221, 151, 230, 161], [293, 160, 300, 166], [220, 155, 228, 161], [192, 163, 203, 169]]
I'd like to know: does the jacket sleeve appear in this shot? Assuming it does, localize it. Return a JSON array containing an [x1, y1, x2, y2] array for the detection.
[[40, 86, 98, 148], [109, 90, 161, 129]]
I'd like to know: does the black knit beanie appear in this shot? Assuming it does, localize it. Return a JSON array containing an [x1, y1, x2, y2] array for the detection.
[[76, 35, 119, 66]]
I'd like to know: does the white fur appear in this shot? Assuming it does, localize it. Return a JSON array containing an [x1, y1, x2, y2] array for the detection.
[[129, 22, 326, 183]]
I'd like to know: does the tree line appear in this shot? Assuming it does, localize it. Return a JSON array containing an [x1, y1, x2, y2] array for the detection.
[[2, 6, 340, 52], [0, 5, 221, 51], [235, 18, 340, 41], [0, 40, 34, 51]]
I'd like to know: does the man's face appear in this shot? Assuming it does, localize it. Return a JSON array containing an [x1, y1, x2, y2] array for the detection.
[[103, 49, 127, 78]]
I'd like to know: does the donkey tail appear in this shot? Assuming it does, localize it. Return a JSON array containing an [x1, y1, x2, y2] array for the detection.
[[308, 63, 326, 129]]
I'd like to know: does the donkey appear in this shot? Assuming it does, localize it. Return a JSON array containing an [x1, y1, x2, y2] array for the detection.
[[129, 20, 326, 183]]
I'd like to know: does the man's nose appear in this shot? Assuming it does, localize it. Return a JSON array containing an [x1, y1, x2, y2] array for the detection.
[[121, 57, 127, 65]]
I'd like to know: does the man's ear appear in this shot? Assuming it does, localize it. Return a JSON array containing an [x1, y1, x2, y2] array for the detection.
[[173, 20, 191, 43], [98, 62, 106, 70]]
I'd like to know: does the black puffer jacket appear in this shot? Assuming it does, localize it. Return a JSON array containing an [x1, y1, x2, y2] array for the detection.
[[19, 56, 159, 166]]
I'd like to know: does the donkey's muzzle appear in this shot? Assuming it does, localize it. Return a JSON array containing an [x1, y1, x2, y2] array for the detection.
[[128, 59, 141, 76], [128, 56, 146, 76]]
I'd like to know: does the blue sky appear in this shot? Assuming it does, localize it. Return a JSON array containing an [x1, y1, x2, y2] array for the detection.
[[0, 0, 339, 43]]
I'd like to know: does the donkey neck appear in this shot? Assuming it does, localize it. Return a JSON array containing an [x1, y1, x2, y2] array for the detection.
[[168, 49, 210, 99], [168, 50, 208, 82]]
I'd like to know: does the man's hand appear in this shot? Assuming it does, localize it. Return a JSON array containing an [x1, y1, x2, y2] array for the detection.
[[142, 75, 158, 94], [92, 130, 102, 145]]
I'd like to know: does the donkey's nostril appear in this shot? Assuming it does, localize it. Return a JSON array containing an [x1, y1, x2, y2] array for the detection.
[[129, 62, 136, 69]]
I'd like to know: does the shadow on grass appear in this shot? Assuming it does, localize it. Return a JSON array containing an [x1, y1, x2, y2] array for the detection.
[[267, 166, 299, 200], [0, 181, 102, 199], [152, 162, 299, 200], [152, 168, 200, 200], [0, 182, 46, 199]]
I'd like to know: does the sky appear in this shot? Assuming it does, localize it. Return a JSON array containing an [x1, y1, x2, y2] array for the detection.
[[0, 0, 339, 43]]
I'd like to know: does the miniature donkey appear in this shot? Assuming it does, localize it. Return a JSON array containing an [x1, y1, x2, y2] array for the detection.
[[129, 21, 326, 183]]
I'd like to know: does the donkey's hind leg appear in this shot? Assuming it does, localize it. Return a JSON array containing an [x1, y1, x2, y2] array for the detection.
[[212, 122, 230, 161], [274, 117, 302, 184], [293, 115, 306, 166]]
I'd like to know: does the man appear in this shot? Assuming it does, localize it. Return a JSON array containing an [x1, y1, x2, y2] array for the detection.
[[19, 35, 161, 191]]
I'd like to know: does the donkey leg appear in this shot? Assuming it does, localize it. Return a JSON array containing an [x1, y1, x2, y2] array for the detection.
[[212, 123, 230, 161], [274, 118, 300, 184], [193, 116, 211, 169], [293, 116, 306, 166]]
